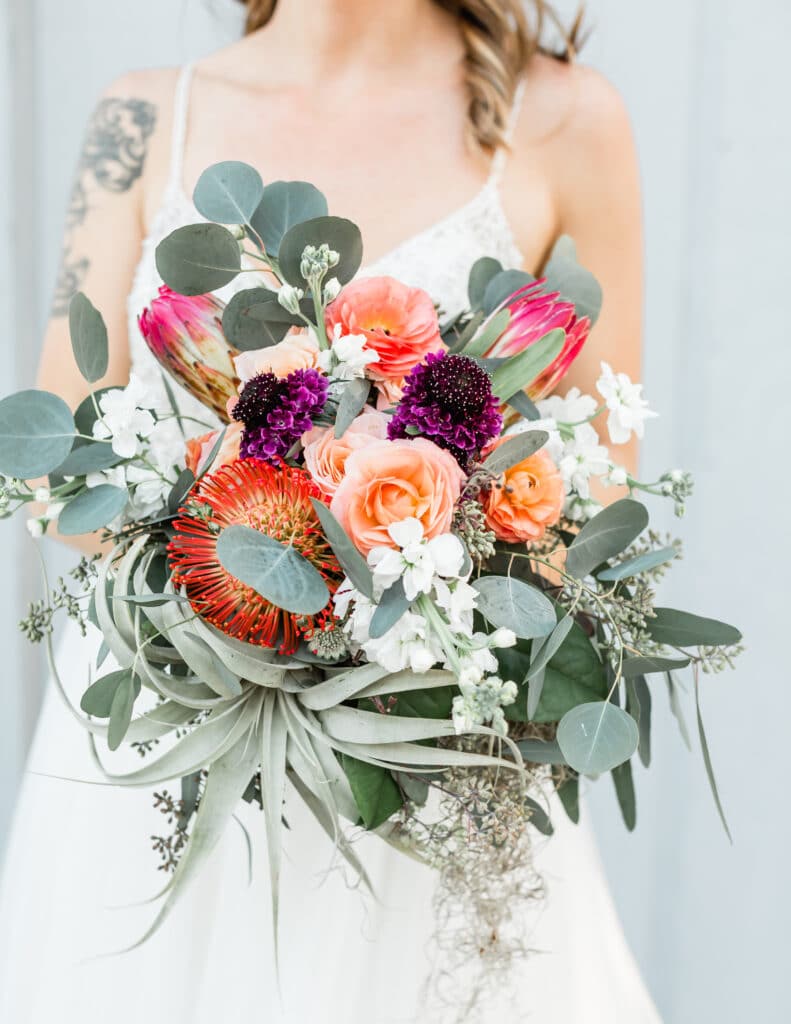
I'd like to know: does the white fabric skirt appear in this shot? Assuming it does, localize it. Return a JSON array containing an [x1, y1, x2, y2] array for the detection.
[[0, 621, 661, 1022]]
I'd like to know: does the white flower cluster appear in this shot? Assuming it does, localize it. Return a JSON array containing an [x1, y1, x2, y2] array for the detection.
[[88, 373, 187, 523], [334, 518, 518, 736], [316, 323, 380, 381], [506, 363, 658, 522]]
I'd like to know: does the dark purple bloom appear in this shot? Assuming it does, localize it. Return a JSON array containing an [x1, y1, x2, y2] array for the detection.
[[233, 368, 329, 463], [388, 352, 503, 467]]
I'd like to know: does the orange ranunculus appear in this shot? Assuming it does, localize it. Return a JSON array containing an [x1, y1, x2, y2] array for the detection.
[[482, 440, 564, 544], [185, 422, 244, 477], [330, 437, 465, 556], [233, 329, 320, 383], [302, 410, 389, 499], [325, 276, 445, 384]]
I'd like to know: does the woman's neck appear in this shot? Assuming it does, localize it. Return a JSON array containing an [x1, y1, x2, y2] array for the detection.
[[250, 0, 459, 84]]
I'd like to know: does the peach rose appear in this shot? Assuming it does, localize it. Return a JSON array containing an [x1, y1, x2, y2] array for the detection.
[[233, 329, 319, 383], [185, 422, 244, 477], [325, 276, 445, 384], [302, 410, 389, 498], [330, 437, 465, 556], [482, 441, 564, 544]]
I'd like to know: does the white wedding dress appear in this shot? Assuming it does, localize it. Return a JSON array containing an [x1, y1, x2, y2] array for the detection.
[[0, 66, 661, 1023]]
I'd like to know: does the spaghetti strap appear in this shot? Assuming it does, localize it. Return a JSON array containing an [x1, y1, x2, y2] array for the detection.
[[167, 63, 195, 195], [488, 76, 528, 187]]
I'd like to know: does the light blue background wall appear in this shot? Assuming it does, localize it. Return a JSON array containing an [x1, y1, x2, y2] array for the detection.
[[1, 2, 788, 1020]]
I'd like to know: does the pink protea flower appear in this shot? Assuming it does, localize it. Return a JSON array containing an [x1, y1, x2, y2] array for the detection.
[[483, 278, 590, 400], [138, 286, 239, 422]]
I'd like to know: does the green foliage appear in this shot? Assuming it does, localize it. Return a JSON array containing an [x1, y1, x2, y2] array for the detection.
[[278, 216, 363, 287], [193, 161, 264, 225], [467, 256, 503, 309], [341, 754, 404, 830], [369, 579, 411, 639], [472, 575, 556, 640], [597, 546, 677, 582], [69, 292, 109, 383], [542, 234, 603, 324], [58, 484, 128, 535], [648, 608, 742, 648], [310, 498, 374, 600], [489, 329, 565, 402], [55, 440, 121, 477], [222, 287, 301, 351], [80, 667, 142, 751], [557, 701, 639, 775], [611, 759, 636, 831], [565, 498, 649, 579], [216, 524, 330, 615], [334, 378, 372, 438], [555, 774, 580, 823], [0, 390, 76, 478], [250, 180, 329, 256], [482, 268, 535, 314], [482, 430, 549, 476], [156, 223, 242, 295]]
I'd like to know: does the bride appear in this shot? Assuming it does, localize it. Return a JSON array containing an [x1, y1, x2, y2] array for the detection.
[[0, 1, 659, 1020]]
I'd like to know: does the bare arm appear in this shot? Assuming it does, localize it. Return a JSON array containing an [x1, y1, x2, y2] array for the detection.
[[547, 65, 644, 477], [36, 75, 164, 550]]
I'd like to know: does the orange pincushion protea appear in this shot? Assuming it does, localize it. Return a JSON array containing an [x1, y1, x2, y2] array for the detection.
[[168, 459, 342, 654]]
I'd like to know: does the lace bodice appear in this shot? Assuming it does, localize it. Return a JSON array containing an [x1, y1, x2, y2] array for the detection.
[[127, 65, 526, 420]]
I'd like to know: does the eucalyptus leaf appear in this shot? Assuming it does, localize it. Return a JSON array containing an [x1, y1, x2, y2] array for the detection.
[[310, 498, 374, 599], [193, 161, 264, 225], [251, 180, 329, 256], [108, 670, 142, 751], [622, 654, 690, 676], [490, 329, 565, 402], [611, 759, 636, 830], [565, 499, 649, 579], [556, 775, 580, 823], [168, 469, 196, 514], [472, 575, 556, 640], [0, 390, 76, 478], [557, 701, 639, 775], [279, 216, 363, 287], [482, 431, 549, 477], [468, 256, 503, 309], [156, 223, 242, 296], [516, 738, 565, 764], [222, 287, 300, 351], [505, 390, 541, 421], [666, 672, 691, 750], [72, 388, 114, 437], [334, 378, 372, 438], [217, 524, 330, 615], [543, 238, 603, 324], [58, 484, 128, 535], [69, 292, 108, 383], [195, 428, 227, 479], [648, 608, 742, 648], [460, 308, 509, 358], [695, 674, 732, 842], [626, 675, 652, 767], [341, 753, 403, 830], [55, 440, 121, 477], [369, 579, 411, 640], [80, 669, 129, 718], [597, 546, 677, 582], [482, 269, 535, 315], [116, 593, 190, 608], [526, 615, 574, 719], [524, 796, 554, 836]]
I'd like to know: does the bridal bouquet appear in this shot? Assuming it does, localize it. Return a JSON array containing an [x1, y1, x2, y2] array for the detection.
[[0, 162, 741, 947]]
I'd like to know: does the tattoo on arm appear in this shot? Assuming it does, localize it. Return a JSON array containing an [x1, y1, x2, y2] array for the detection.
[[51, 97, 157, 318]]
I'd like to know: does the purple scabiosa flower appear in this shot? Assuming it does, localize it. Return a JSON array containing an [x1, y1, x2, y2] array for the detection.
[[387, 352, 503, 468], [232, 368, 329, 463]]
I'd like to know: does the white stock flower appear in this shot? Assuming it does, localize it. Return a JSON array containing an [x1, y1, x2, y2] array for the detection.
[[146, 418, 186, 474], [317, 324, 380, 381], [565, 495, 602, 522], [92, 374, 156, 459], [558, 423, 610, 499], [367, 519, 466, 602], [538, 387, 598, 426], [362, 610, 441, 674], [433, 577, 477, 635], [605, 464, 629, 487], [596, 362, 657, 445], [26, 518, 45, 538], [34, 486, 51, 503]]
